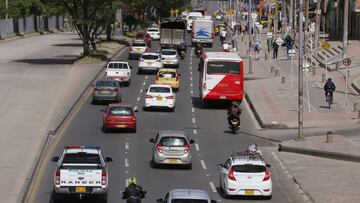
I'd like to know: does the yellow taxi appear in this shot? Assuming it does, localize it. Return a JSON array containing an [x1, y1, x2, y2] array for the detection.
[[215, 23, 226, 35], [155, 68, 180, 91]]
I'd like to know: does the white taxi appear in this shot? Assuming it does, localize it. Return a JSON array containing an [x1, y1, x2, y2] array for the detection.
[[138, 52, 163, 74], [144, 84, 175, 111]]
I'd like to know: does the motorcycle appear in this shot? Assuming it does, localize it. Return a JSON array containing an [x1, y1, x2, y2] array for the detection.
[[122, 191, 147, 203], [179, 50, 186, 60], [195, 47, 202, 58], [229, 116, 240, 134]]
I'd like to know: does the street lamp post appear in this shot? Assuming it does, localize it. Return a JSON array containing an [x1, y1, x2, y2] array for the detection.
[[298, 0, 305, 140], [248, 0, 253, 74], [5, 0, 9, 36]]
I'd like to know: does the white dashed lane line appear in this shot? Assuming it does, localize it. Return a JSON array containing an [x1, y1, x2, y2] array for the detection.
[[133, 106, 138, 111], [209, 182, 217, 193], [195, 143, 200, 151], [200, 160, 207, 170], [136, 97, 140, 102], [139, 89, 143, 93], [191, 108, 195, 113], [125, 158, 129, 168], [145, 76, 148, 79], [192, 117, 196, 124], [193, 129, 197, 135], [142, 81, 146, 86], [125, 142, 129, 150]]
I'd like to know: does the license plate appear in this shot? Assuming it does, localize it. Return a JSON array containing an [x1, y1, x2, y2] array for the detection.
[[116, 124, 126, 128], [75, 186, 86, 193], [232, 121, 238, 125], [164, 61, 170, 64], [220, 96, 226, 99], [169, 159, 177, 164], [156, 96, 162, 101], [244, 189, 254, 195], [136, 48, 141, 51], [101, 90, 111, 94], [147, 62, 152, 65]]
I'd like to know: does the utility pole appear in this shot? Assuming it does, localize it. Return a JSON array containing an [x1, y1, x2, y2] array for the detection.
[[5, 0, 8, 36], [298, 0, 305, 140], [343, 0, 349, 59], [290, 0, 294, 32], [314, 0, 321, 49], [274, 0, 278, 37], [248, 0, 253, 74], [282, 0, 286, 35]]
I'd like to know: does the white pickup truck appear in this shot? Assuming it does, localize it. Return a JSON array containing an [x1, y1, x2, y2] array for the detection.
[[52, 146, 113, 203], [105, 61, 132, 86]]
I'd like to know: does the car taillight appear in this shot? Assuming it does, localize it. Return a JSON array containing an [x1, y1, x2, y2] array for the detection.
[[211, 33, 214, 39], [145, 48, 148, 52], [102, 171, 107, 185], [55, 170, 60, 185], [129, 47, 133, 52], [155, 76, 159, 81], [228, 168, 236, 181], [145, 95, 153, 99], [176, 76, 179, 81], [184, 144, 190, 154], [93, 88, 98, 93], [192, 32, 194, 38], [113, 88, 119, 93], [263, 168, 270, 181], [166, 96, 174, 99], [156, 144, 163, 153]]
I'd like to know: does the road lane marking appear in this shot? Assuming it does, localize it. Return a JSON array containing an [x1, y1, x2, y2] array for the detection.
[[145, 76, 148, 79], [306, 79, 311, 112], [195, 143, 200, 151], [200, 160, 207, 170], [190, 90, 193, 95], [191, 107, 195, 113], [125, 142, 129, 150], [125, 158, 129, 167], [134, 106, 138, 111], [192, 117, 196, 123], [206, 174, 210, 177], [126, 179, 129, 187], [193, 129, 197, 135], [209, 182, 217, 192], [136, 97, 140, 102], [142, 81, 146, 86], [190, 83, 193, 87], [190, 71, 192, 75], [140, 89, 143, 93], [190, 77, 193, 81], [243, 97, 262, 130]]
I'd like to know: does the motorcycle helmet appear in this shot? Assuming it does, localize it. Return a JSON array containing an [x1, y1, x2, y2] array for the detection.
[[128, 177, 137, 185], [232, 101, 239, 107]]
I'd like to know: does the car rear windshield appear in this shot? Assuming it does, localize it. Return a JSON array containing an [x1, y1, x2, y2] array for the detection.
[[149, 87, 171, 93], [107, 62, 128, 69], [159, 137, 187, 147], [62, 153, 101, 164], [207, 61, 240, 75], [148, 29, 158, 32], [162, 51, 177, 55], [96, 81, 116, 87], [232, 164, 266, 173], [110, 107, 133, 116], [159, 72, 176, 78], [132, 43, 146, 47], [142, 54, 159, 60], [171, 199, 208, 203]]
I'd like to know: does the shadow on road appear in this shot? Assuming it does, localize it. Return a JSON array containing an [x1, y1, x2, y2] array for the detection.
[[52, 43, 83, 47], [13, 58, 76, 65], [191, 96, 230, 110]]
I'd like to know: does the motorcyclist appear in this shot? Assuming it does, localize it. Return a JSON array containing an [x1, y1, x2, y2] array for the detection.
[[227, 101, 241, 125], [323, 78, 336, 99], [177, 42, 187, 54], [195, 42, 203, 57], [122, 177, 146, 203]]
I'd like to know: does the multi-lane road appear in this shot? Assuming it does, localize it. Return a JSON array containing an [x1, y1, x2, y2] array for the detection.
[[29, 32, 304, 202]]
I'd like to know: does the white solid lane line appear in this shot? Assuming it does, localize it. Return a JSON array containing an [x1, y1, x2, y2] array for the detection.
[[209, 182, 217, 192], [195, 143, 200, 151], [125, 142, 129, 150], [200, 160, 207, 170], [125, 158, 129, 167], [193, 129, 197, 135]]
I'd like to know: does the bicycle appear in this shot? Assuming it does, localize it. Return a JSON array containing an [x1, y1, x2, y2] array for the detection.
[[326, 92, 333, 109]]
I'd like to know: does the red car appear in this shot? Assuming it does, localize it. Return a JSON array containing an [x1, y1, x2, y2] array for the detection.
[[135, 32, 152, 47], [102, 103, 137, 133]]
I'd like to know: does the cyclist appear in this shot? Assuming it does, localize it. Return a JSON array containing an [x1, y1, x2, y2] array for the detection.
[[323, 78, 336, 101]]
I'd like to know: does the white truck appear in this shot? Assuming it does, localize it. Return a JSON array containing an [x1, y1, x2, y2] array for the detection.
[[52, 146, 113, 203], [191, 19, 214, 47], [105, 61, 132, 86], [186, 12, 203, 32], [160, 18, 186, 49]]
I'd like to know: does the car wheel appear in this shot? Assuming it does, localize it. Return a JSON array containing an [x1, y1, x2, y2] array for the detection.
[[151, 159, 158, 168], [99, 194, 108, 203], [102, 125, 108, 133], [186, 163, 192, 170], [170, 107, 175, 112], [137, 68, 142, 74], [126, 79, 131, 86], [132, 128, 137, 133], [91, 99, 96, 105], [53, 192, 62, 203], [264, 195, 272, 200]]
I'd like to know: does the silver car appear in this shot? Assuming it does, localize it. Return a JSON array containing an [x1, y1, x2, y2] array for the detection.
[[150, 130, 194, 169], [91, 79, 121, 104], [161, 49, 179, 68], [157, 189, 217, 203]]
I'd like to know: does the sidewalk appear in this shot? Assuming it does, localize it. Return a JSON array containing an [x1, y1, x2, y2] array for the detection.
[[236, 29, 360, 203]]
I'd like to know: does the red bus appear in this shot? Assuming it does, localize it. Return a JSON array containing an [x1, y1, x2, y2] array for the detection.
[[198, 52, 244, 105]]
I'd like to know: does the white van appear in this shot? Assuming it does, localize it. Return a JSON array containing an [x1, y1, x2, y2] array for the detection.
[[186, 12, 203, 32], [105, 61, 132, 86], [192, 19, 214, 47]]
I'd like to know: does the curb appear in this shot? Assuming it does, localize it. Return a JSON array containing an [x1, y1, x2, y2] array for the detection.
[[244, 91, 290, 129], [20, 41, 130, 203], [278, 144, 360, 163]]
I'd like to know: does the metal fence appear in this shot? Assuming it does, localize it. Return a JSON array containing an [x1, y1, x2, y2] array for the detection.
[[0, 16, 65, 39]]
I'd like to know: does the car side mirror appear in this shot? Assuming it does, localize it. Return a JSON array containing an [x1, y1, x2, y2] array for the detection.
[[266, 164, 271, 168], [149, 138, 155, 143], [218, 163, 224, 168], [105, 157, 113, 162], [211, 200, 217, 203], [157, 198, 164, 203], [189, 139, 195, 144], [51, 156, 59, 162]]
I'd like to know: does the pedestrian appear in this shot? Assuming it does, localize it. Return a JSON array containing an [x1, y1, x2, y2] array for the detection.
[[254, 40, 261, 60], [283, 35, 293, 60], [231, 32, 236, 50], [272, 40, 279, 59]]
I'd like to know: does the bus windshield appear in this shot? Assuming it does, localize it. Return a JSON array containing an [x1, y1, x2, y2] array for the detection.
[[207, 61, 240, 75]]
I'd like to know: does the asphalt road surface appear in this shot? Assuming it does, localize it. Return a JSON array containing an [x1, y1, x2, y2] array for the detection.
[[29, 29, 304, 203]]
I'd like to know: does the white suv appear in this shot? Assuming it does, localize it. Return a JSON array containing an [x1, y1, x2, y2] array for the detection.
[[219, 144, 272, 199], [146, 28, 160, 40]]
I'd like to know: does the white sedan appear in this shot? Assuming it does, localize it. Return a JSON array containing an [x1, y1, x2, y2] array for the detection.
[[138, 52, 163, 74], [144, 84, 176, 111], [146, 28, 160, 40]]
